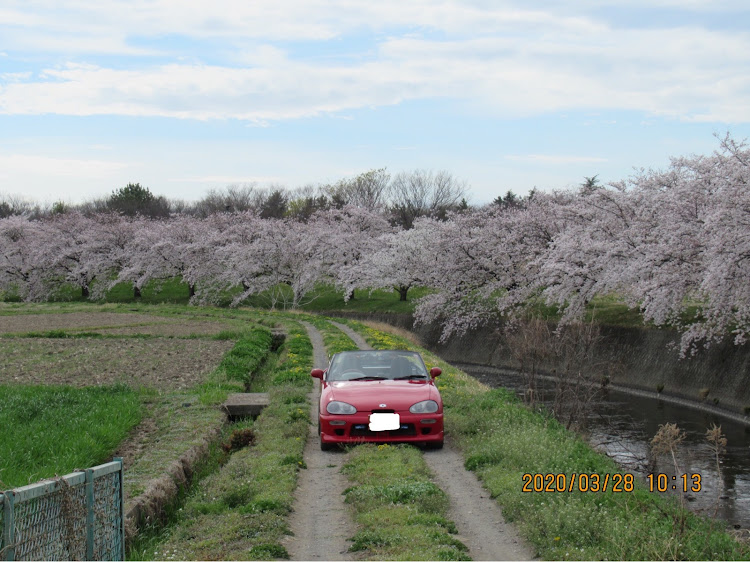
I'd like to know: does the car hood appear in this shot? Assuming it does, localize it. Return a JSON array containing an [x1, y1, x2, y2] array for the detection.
[[323, 380, 440, 412]]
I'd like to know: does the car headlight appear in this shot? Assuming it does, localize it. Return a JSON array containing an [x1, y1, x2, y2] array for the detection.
[[409, 400, 439, 414], [326, 401, 357, 415]]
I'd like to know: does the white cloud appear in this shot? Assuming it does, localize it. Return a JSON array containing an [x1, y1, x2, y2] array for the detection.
[[0, 2, 748, 123]]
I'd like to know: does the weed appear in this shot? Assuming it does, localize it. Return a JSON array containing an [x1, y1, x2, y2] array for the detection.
[[706, 424, 728, 516], [341, 317, 749, 560], [0, 384, 142, 487], [140, 320, 312, 560], [342, 445, 467, 560], [221, 428, 256, 453], [248, 543, 289, 560]]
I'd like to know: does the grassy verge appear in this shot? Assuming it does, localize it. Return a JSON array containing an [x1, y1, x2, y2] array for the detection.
[[303, 314, 360, 354], [307, 316, 469, 560], [0, 384, 142, 488], [125, 323, 276, 500], [215, 327, 272, 384], [342, 444, 469, 561], [140, 322, 313, 560], [340, 318, 749, 560]]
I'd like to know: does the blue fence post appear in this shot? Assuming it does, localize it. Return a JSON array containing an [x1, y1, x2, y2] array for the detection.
[[2, 491, 14, 562], [85, 469, 95, 560]]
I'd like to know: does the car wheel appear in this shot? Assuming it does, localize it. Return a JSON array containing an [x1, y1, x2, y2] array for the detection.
[[320, 440, 336, 451], [426, 440, 444, 450]]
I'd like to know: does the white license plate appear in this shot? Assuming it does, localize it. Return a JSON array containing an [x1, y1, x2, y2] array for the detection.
[[369, 413, 400, 432]]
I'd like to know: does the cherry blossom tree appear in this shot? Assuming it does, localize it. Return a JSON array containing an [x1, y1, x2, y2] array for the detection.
[[215, 214, 326, 308], [674, 135, 750, 353], [0, 216, 45, 300], [411, 194, 573, 340], [33, 212, 104, 299], [117, 214, 208, 299], [340, 218, 438, 303], [308, 206, 392, 298]]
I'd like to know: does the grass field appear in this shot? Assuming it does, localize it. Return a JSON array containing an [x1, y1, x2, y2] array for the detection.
[[0, 384, 142, 488], [342, 318, 749, 560], [0, 304, 273, 495], [3, 302, 740, 561]]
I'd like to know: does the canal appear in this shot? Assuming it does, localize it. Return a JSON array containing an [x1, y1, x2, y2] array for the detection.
[[455, 362, 750, 530]]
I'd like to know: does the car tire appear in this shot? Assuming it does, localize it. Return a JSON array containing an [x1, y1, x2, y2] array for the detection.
[[426, 440, 444, 450], [320, 440, 336, 451]]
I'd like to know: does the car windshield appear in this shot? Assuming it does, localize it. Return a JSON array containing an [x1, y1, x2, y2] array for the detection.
[[327, 350, 429, 382]]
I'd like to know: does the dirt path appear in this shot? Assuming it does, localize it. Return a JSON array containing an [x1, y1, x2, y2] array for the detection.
[[329, 320, 372, 350], [329, 319, 534, 560], [284, 322, 355, 560], [424, 442, 533, 560]]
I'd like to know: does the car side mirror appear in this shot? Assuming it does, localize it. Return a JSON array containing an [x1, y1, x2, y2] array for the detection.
[[311, 368, 325, 380], [430, 367, 442, 379]]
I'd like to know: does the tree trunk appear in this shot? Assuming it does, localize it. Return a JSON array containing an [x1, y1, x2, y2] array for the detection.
[[81, 285, 89, 299], [133, 285, 142, 299], [397, 286, 408, 301], [347, 289, 355, 301], [189, 283, 196, 298]]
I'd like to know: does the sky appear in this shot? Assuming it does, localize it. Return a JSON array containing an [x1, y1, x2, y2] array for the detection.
[[1, 1, 749, 206]]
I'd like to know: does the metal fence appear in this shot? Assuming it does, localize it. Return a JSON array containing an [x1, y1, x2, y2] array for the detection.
[[0, 459, 124, 561]]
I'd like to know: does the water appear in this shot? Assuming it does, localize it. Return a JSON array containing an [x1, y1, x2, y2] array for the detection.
[[455, 362, 750, 530]]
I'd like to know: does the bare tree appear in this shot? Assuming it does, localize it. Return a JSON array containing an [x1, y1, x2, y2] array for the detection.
[[287, 184, 329, 222], [324, 168, 391, 210], [0, 193, 41, 218], [389, 169, 468, 228], [191, 183, 263, 216]]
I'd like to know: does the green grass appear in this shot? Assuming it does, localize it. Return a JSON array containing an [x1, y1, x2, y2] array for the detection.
[[193, 326, 274, 403], [5, 279, 432, 315], [299, 285, 434, 314], [105, 279, 193, 305], [3, 273, 707, 334], [0, 384, 142, 488], [216, 327, 273, 384], [340, 318, 749, 561], [141, 321, 313, 561], [303, 315, 360, 354], [342, 444, 469, 561]]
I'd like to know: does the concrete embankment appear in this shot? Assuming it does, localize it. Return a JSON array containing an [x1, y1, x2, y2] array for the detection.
[[321, 311, 750, 424]]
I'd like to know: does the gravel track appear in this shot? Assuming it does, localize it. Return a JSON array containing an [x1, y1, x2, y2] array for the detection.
[[284, 321, 355, 560], [329, 319, 534, 560]]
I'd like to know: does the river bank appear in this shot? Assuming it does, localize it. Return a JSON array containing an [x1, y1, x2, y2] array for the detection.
[[318, 311, 750, 424]]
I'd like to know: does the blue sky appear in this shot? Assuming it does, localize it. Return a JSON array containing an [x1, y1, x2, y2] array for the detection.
[[1, 1, 749, 205]]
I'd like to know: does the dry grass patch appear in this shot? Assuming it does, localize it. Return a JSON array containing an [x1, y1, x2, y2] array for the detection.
[[0, 338, 233, 389], [0, 312, 175, 334]]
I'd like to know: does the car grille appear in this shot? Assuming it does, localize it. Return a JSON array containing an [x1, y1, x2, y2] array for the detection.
[[350, 424, 417, 437]]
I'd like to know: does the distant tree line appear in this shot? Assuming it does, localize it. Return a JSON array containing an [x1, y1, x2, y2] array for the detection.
[[4, 136, 748, 357], [0, 169, 471, 229]]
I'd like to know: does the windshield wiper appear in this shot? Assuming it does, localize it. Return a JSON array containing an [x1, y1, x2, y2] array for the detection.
[[393, 375, 428, 380], [350, 376, 387, 381]]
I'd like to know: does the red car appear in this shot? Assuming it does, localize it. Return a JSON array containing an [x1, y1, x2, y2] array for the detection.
[[311, 350, 443, 450]]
